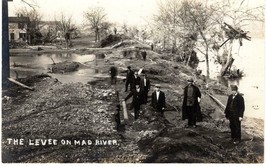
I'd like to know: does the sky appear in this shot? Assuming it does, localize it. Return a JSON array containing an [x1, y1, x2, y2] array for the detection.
[[7, 0, 265, 36], [8, 0, 159, 26]]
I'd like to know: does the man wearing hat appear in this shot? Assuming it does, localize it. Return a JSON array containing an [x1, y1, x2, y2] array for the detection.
[[124, 84, 144, 120], [125, 66, 134, 92], [224, 85, 245, 144], [151, 84, 166, 116], [109, 64, 118, 85], [132, 71, 141, 90], [182, 77, 201, 128]]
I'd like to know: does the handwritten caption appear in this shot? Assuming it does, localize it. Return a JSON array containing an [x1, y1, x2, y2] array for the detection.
[[6, 138, 118, 146]]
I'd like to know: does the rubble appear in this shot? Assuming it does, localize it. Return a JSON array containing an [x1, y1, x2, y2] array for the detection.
[[50, 61, 80, 73]]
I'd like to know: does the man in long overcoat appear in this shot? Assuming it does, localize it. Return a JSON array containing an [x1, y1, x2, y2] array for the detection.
[[124, 84, 144, 120], [182, 77, 201, 128], [109, 65, 118, 85], [125, 66, 134, 92], [224, 85, 245, 144]]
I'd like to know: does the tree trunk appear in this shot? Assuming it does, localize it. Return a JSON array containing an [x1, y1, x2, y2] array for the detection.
[[95, 31, 98, 42], [220, 40, 234, 76], [226, 40, 233, 63], [220, 57, 235, 76], [97, 31, 100, 42], [186, 51, 191, 66], [205, 48, 210, 79], [172, 38, 176, 53], [163, 36, 166, 49]]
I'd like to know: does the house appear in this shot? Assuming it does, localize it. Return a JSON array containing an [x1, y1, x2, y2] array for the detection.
[[39, 21, 60, 35], [9, 16, 29, 42]]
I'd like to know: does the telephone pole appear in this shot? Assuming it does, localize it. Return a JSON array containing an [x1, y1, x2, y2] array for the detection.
[[2, 0, 12, 89]]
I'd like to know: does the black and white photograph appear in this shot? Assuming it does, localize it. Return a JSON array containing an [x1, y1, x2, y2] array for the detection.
[[1, 0, 265, 164]]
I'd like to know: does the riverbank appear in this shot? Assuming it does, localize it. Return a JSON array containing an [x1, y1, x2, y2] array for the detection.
[[2, 36, 264, 163]]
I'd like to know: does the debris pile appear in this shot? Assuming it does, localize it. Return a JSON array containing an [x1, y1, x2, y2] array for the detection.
[[49, 61, 80, 73]]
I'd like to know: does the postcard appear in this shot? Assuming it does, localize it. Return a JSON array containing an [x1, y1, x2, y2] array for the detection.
[[1, 0, 265, 164]]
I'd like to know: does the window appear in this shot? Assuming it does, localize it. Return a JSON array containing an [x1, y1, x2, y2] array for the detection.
[[18, 23, 24, 29], [10, 33, 14, 40]]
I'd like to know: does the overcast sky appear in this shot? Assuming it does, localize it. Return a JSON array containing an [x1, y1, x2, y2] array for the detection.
[[8, 0, 158, 26], [8, 0, 265, 35]]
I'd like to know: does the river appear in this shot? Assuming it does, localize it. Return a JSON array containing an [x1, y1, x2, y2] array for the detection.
[[10, 53, 105, 84], [197, 38, 265, 119]]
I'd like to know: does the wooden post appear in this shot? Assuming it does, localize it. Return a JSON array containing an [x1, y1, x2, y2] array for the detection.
[[122, 101, 128, 124], [2, 0, 11, 89]]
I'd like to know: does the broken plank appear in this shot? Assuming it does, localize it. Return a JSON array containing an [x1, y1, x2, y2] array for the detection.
[[206, 92, 225, 110], [8, 78, 34, 91]]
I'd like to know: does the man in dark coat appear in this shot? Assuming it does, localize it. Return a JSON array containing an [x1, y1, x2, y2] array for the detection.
[[151, 84, 166, 117], [141, 50, 147, 61], [182, 77, 201, 128], [140, 73, 150, 104], [131, 71, 141, 90], [125, 66, 134, 92], [224, 85, 245, 144], [109, 65, 118, 85], [124, 84, 144, 120], [150, 43, 154, 51], [64, 30, 71, 48]]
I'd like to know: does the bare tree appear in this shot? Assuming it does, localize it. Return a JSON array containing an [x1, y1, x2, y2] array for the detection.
[[99, 21, 112, 38], [154, 0, 182, 53], [54, 13, 73, 33], [54, 13, 76, 47], [84, 7, 107, 42], [15, 7, 43, 45], [121, 22, 128, 34], [154, 0, 264, 78], [211, 0, 264, 76]]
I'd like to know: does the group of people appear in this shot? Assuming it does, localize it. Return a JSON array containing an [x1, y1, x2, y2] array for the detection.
[[183, 79, 245, 144], [110, 64, 245, 144], [123, 66, 166, 120]]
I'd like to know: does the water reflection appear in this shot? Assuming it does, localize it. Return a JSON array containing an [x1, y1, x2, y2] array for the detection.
[[197, 38, 264, 119], [10, 53, 104, 84]]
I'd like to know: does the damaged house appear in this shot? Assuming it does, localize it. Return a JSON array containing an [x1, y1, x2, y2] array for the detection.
[[8, 15, 29, 42]]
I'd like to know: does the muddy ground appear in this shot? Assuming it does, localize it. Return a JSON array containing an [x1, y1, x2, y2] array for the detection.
[[2, 36, 264, 163]]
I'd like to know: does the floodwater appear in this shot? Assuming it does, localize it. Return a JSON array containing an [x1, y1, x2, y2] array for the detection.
[[10, 53, 105, 84], [197, 38, 265, 119]]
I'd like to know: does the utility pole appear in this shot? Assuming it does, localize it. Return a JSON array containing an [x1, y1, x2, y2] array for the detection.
[[2, 0, 12, 89]]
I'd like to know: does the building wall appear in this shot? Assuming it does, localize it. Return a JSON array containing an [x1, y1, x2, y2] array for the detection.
[[9, 23, 27, 41]]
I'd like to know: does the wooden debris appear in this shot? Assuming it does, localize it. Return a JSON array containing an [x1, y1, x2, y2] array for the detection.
[[8, 78, 34, 91], [122, 100, 129, 123], [206, 92, 225, 110]]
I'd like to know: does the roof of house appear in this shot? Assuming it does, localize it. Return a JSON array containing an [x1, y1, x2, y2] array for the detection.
[[9, 17, 29, 23]]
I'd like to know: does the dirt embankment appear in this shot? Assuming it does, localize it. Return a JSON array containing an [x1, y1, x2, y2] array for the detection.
[[2, 36, 264, 163]]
